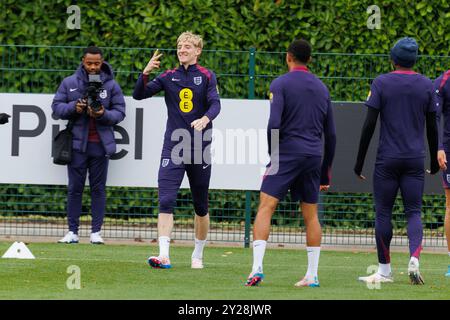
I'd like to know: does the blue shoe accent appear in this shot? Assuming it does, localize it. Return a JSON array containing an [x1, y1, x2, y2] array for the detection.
[[309, 276, 320, 287], [148, 257, 172, 269], [307, 281, 320, 287], [295, 276, 320, 287], [445, 266, 450, 277], [58, 240, 78, 244], [245, 273, 264, 286]]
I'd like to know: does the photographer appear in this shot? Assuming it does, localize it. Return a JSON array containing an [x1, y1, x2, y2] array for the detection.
[[52, 46, 126, 244]]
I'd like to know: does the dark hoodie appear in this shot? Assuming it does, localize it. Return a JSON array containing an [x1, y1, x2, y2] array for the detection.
[[51, 62, 126, 156]]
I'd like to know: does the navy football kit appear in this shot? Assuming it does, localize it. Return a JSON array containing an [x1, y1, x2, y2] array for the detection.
[[261, 65, 336, 204], [133, 64, 221, 215], [361, 70, 438, 263]]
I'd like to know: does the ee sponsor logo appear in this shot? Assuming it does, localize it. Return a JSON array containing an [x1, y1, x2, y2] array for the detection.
[[179, 88, 194, 113]]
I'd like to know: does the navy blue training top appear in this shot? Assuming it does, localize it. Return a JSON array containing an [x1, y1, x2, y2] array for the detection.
[[268, 65, 336, 184], [133, 64, 221, 158], [365, 71, 436, 159], [268, 65, 335, 156]]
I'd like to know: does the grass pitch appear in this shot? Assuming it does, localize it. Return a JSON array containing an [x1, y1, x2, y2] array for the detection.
[[0, 241, 448, 300]]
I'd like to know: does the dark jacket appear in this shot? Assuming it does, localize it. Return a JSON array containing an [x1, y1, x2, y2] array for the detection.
[[51, 62, 126, 156]]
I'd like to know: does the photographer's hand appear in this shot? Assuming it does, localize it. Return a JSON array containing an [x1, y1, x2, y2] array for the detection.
[[76, 99, 87, 114], [143, 49, 163, 75], [87, 105, 105, 118]]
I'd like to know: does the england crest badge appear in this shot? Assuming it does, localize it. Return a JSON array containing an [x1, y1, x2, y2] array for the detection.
[[162, 159, 170, 167], [447, 174, 450, 183], [193, 76, 202, 85], [99, 89, 107, 99]]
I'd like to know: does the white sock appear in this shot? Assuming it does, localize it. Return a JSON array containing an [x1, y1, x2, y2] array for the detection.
[[252, 240, 267, 274], [192, 238, 207, 260], [305, 247, 321, 279], [158, 236, 170, 258], [378, 263, 391, 276], [448, 252, 450, 257], [410, 256, 419, 267]]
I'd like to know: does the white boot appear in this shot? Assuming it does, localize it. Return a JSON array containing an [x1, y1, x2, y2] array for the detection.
[[58, 231, 79, 244], [408, 258, 424, 285], [90, 232, 104, 244]]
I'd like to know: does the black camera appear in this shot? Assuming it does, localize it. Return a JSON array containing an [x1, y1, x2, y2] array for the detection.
[[85, 74, 103, 113]]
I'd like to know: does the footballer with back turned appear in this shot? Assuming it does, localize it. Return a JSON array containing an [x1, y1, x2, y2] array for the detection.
[[354, 37, 439, 285], [245, 39, 337, 287]]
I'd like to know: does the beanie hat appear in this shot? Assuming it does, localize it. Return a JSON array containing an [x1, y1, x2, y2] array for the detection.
[[390, 37, 418, 68]]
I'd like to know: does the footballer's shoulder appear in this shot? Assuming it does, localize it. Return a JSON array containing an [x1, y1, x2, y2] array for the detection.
[[275, 72, 294, 84], [375, 73, 391, 81], [196, 64, 213, 80], [370, 73, 391, 86], [269, 74, 285, 89], [159, 67, 178, 79], [417, 73, 433, 83]]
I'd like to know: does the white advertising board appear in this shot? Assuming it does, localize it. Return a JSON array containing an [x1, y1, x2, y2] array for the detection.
[[0, 93, 271, 190]]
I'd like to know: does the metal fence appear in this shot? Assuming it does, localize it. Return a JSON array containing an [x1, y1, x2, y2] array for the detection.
[[2, 44, 450, 101], [0, 185, 446, 248], [0, 45, 449, 248]]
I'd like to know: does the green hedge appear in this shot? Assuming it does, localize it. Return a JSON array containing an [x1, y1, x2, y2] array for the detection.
[[2, 1, 450, 100], [2, 0, 450, 54]]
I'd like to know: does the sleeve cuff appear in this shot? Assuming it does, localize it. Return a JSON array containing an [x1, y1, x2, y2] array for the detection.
[[97, 109, 109, 122], [142, 74, 149, 87], [68, 100, 78, 115], [204, 112, 214, 121]]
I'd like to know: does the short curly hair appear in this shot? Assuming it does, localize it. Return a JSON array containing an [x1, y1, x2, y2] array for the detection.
[[287, 39, 311, 64]]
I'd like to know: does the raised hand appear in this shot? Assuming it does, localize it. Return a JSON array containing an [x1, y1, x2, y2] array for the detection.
[[143, 49, 163, 75]]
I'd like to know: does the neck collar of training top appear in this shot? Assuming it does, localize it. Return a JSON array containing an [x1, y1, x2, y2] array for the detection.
[[290, 65, 309, 73], [178, 63, 198, 72], [390, 70, 417, 75]]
